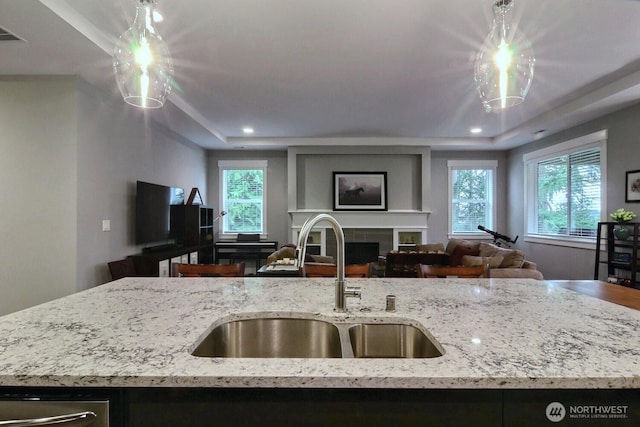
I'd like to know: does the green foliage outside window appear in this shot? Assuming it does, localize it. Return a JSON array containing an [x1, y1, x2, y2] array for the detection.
[[536, 150, 600, 236], [223, 169, 264, 233], [452, 169, 492, 232]]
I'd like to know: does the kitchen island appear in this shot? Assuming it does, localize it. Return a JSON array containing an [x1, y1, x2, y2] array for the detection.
[[0, 277, 638, 426]]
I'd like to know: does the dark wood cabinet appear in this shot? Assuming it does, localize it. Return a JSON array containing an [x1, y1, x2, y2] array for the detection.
[[170, 205, 214, 246], [130, 246, 202, 277], [170, 204, 215, 264], [594, 221, 640, 288]]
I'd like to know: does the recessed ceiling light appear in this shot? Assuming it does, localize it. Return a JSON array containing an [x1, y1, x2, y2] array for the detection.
[[470, 127, 482, 134], [242, 127, 255, 135]]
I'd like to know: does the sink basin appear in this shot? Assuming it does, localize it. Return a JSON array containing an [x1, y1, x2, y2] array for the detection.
[[348, 323, 443, 358], [192, 315, 444, 359], [192, 317, 343, 358]]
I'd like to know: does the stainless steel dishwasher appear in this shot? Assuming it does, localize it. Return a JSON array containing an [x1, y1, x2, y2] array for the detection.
[[0, 399, 109, 426]]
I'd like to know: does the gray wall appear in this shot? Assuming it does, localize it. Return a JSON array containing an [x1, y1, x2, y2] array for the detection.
[[76, 80, 207, 289], [0, 77, 207, 315], [295, 152, 421, 211], [507, 102, 640, 280], [207, 147, 508, 252], [0, 77, 78, 315]]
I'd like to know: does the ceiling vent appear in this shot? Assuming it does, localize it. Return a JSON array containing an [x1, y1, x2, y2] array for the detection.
[[0, 26, 24, 42]]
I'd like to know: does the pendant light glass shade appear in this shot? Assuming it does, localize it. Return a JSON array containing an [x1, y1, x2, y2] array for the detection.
[[474, 0, 534, 112], [113, 0, 173, 109]]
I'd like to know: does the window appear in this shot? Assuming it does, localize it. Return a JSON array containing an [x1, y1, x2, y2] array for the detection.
[[448, 160, 497, 235], [524, 130, 606, 245], [218, 160, 267, 236]]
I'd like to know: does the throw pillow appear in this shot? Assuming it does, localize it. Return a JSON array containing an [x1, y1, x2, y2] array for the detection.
[[478, 242, 525, 268], [462, 255, 504, 268], [445, 238, 481, 255], [416, 243, 445, 253], [449, 245, 480, 266]]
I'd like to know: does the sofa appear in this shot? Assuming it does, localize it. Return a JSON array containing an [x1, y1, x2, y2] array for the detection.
[[385, 239, 542, 279], [437, 238, 543, 280]]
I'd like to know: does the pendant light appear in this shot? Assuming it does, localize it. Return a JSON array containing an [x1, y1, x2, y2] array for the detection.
[[474, 0, 534, 112], [113, 0, 173, 109]]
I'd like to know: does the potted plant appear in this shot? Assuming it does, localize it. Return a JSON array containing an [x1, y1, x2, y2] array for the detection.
[[610, 208, 637, 240]]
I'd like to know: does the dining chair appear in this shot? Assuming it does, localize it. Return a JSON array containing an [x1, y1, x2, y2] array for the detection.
[[107, 258, 137, 281], [301, 263, 372, 278], [173, 263, 245, 277], [416, 264, 490, 278]]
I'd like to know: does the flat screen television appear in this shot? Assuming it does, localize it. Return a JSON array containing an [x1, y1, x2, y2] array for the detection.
[[135, 181, 185, 245]]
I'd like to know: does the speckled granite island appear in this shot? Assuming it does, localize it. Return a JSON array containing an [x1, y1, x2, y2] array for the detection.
[[1, 277, 638, 426]]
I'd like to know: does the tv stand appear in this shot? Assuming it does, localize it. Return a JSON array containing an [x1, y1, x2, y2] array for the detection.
[[142, 243, 181, 254], [131, 244, 212, 277]]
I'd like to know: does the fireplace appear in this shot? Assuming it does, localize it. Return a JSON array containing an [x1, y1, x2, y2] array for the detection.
[[345, 242, 381, 264], [290, 210, 430, 258]]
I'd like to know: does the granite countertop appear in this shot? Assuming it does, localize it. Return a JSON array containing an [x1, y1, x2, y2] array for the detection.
[[0, 277, 638, 389]]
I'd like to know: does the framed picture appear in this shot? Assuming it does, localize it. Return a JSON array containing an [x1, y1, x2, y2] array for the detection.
[[626, 170, 640, 202], [333, 172, 387, 211]]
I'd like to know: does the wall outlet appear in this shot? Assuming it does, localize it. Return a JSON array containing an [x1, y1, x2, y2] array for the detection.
[[102, 220, 111, 232]]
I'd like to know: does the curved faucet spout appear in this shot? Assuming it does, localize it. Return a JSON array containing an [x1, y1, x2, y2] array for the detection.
[[296, 213, 360, 313]]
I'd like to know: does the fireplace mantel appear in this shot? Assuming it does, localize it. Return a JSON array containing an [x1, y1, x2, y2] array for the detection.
[[289, 210, 430, 229], [289, 210, 431, 254]]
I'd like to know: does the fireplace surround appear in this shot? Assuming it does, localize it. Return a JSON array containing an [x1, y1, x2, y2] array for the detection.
[[290, 210, 430, 258]]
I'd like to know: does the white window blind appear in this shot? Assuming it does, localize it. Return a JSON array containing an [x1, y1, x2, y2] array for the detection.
[[218, 160, 267, 236], [448, 160, 497, 235], [524, 130, 606, 243]]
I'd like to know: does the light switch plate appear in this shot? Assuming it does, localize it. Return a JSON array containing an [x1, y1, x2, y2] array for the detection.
[[102, 220, 111, 232]]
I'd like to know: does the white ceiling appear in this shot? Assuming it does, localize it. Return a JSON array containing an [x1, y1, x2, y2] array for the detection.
[[2, 0, 640, 151]]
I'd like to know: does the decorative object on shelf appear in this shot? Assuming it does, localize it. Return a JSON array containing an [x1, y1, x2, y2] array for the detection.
[[611, 208, 636, 240], [613, 225, 631, 241], [612, 252, 631, 264], [618, 278, 633, 287], [625, 170, 640, 202], [186, 187, 203, 205], [610, 208, 636, 240], [333, 172, 388, 211], [474, 0, 535, 112], [113, 0, 173, 109]]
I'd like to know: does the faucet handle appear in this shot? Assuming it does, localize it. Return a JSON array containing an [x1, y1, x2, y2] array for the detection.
[[344, 286, 362, 299]]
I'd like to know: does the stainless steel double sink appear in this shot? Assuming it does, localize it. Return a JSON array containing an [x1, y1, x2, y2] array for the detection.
[[191, 315, 444, 359]]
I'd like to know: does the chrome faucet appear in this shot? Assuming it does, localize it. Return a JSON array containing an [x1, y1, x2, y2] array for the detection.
[[296, 213, 361, 313]]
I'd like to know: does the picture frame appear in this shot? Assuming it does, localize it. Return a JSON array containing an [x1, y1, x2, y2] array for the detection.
[[626, 170, 640, 202], [333, 172, 387, 211]]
